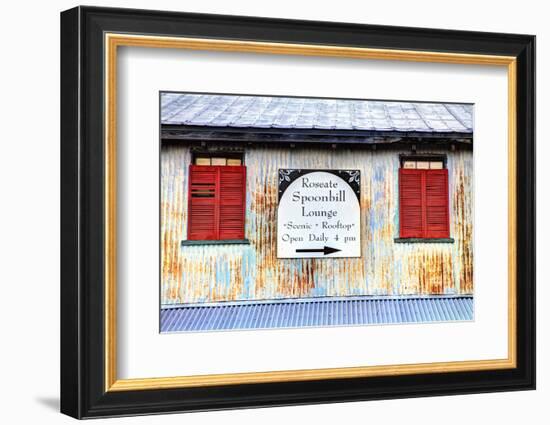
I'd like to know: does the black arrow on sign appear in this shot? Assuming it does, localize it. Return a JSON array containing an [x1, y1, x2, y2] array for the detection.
[[296, 246, 342, 256]]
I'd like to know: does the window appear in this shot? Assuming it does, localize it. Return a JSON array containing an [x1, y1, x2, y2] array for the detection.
[[187, 155, 246, 241], [398, 158, 450, 239], [193, 156, 242, 166]]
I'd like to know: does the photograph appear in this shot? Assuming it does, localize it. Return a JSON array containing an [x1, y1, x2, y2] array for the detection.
[[159, 92, 474, 333], [57, 5, 535, 419]]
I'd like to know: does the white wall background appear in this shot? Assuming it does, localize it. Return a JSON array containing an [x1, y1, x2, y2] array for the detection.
[[0, 0, 544, 423]]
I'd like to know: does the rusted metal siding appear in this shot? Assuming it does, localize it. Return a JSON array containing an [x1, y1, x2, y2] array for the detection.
[[161, 144, 473, 304]]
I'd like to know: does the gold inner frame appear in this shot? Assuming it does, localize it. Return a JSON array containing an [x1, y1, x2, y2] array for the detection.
[[104, 33, 517, 392]]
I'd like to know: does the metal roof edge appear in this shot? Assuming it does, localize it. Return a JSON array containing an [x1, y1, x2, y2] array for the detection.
[[161, 294, 474, 309], [161, 124, 473, 139]]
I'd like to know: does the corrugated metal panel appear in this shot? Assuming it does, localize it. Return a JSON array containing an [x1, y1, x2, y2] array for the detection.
[[160, 296, 474, 332], [161, 145, 473, 304], [161, 94, 473, 133]]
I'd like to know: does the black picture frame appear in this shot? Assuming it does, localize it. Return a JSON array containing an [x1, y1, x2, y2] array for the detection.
[[61, 5, 535, 419]]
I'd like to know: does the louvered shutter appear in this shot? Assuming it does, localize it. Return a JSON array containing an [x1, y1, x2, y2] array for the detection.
[[219, 166, 246, 239], [399, 169, 424, 238], [425, 169, 450, 238], [187, 165, 218, 240], [187, 165, 246, 240]]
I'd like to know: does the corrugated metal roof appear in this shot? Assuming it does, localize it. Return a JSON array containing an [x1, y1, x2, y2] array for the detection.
[[160, 295, 473, 333], [161, 93, 473, 133]]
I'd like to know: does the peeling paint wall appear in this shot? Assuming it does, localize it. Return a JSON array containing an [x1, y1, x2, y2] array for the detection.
[[161, 144, 473, 304]]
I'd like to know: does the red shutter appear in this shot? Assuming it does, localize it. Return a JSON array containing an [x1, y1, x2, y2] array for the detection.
[[425, 169, 450, 238], [399, 167, 450, 239], [187, 165, 246, 241], [219, 166, 246, 240], [187, 165, 218, 240], [399, 169, 424, 238]]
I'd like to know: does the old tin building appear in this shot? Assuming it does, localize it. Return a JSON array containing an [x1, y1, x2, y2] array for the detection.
[[160, 93, 474, 332]]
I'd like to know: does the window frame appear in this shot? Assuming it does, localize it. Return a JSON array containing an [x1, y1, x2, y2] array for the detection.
[[184, 152, 249, 244], [398, 154, 448, 169], [395, 155, 454, 243]]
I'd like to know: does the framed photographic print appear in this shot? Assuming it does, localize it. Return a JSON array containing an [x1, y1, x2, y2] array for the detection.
[[60, 6, 535, 419]]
